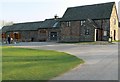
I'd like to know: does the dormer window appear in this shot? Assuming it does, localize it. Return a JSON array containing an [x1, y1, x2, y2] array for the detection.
[[66, 21, 71, 27], [53, 22, 58, 27]]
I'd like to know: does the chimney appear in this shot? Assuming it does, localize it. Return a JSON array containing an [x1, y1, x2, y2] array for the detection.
[[54, 14, 58, 20]]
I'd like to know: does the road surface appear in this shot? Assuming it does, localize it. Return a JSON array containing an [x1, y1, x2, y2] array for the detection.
[[4, 42, 118, 80]]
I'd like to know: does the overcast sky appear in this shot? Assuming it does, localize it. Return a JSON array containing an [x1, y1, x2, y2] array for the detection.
[[0, 0, 119, 29]]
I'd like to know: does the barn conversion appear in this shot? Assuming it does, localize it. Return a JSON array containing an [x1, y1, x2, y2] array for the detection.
[[60, 2, 119, 42], [2, 18, 60, 42], [1, 2, 119, 43]]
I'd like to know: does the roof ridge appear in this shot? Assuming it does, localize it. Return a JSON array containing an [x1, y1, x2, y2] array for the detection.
[[62, 1, 115, 21], [68, 2, 115, 9], [14, 21, 43, 25]]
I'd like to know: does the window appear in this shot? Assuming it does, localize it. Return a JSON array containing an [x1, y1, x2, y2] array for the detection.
[[104, 31, 107, 36], [114, 18, 116, 25], [81, 20, 85, 26], [53, 22, 58, 27], [2, 33, 6, 38], [66, 21, 71, 27], [85, 29, 89, 35], [14, 32, 20, 39]]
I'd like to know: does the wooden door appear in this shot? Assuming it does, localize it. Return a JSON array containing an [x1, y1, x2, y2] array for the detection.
[[96, 29, 103, 41], [114, 30, 116, 40], [50, 32, 57, 41]]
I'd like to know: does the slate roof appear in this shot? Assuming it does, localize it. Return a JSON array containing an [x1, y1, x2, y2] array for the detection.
[[2, 18, 61, 32], [61, 2, 115, 21], [2, 25, 12, 33], [39, 18, 60, 28], [2, 21, 43, 32]]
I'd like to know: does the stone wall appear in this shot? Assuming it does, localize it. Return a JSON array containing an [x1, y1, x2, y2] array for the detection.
[[38, 29, 48, 42], [5, 30, 38, 42], [60, 21, 80, 42], [94, 19, 110, 41], [38, 28, 60, 42], [79, 19, 95, 42], [47, 28, 61, 42], [110, 4, 119, 41], [20, 31, 38, 42], [60, 19, 111, 42]]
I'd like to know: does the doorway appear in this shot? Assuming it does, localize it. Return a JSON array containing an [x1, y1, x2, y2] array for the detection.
[[14, 32, 21, 39], [50, 32, 57, 41], [114, 30, 116, 40], [96, 29, 103, 41]]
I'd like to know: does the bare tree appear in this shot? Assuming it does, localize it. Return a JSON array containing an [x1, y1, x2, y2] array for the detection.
[[0, 20, 13, 27]]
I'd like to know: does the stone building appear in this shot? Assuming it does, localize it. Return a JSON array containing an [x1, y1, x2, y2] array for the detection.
[[60, 2, 119, 42], [2, 2, 119, 42], [37, 18, 60, 42], [2, 18, 60, 42], [2, 21, 43, 42]]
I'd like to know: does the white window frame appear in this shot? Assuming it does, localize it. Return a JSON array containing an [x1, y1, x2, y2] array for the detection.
[[104, 31, 107, 36], [66, 21, 71, 27], [81, 20, 85, 26], [85, 29, 89, 35]]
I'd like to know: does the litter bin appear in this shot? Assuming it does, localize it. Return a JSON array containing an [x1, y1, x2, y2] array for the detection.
[[108, 37, 112, 43]]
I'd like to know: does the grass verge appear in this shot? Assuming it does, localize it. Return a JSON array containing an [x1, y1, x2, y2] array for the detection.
[[113, 40, 120, 42], [59, 41, 114, 45], [2, 46, 84, 80]]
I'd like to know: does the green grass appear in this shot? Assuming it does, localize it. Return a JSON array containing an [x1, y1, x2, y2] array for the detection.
[[113, 40, 120, 42], [2, 46, 84, 80]]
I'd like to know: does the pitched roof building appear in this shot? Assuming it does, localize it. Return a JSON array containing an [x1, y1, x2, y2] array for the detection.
[[2, 18, 61, 42], [61, 2, 115, 21], [1, 2, 119, 43], [2, 21, 43, 32], [60, 2, 119, 42]]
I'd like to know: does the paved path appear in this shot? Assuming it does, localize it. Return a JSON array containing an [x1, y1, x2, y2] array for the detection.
[[5, 42, 118, 80]]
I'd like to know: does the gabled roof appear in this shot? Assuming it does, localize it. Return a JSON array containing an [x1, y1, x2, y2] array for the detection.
[[39, 18, 60, 28], [61, 2, 115, 21], [13, 21, 44, 31], [1, 26, 10, 32], [2, 21, 43, 32], [2, 18, 61, 32]]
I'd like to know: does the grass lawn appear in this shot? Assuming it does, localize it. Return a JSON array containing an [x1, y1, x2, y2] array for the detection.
[[2, 46, 84, 80]]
